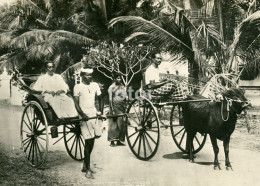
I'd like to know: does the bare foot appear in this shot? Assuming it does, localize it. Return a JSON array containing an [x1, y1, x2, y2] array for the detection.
[[110, 141, 116, 147], [116, 141, 125, 146], [85, 171, 94, 179], [90, 168, 96, 174]]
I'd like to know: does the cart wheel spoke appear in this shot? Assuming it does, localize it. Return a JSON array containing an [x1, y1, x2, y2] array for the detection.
[[178, 129, 186, 146], [126, 98, 160, 161], [36, 138, 45, 152], [22, 130, 31, 134], [142, 133, 146, 158], [128, 130, 139, 139], [146, 129, 159, 133], [132, 133, 141, 149], [137, 133, 142, 156], [70, 136, 77, 152], [27, 139, 33, 161], [78, 136, 83, 159], [23, 120, 32, 131], [170, 106, 207, 154], [194, 136, 201, 146], [143, 108, 152, 124], [64, 124, 84, 161], [21, 101, 49, 168], [66, 133, 76, 143], [35, 119, 41, 130], [143, 132, 153, 154], [35, 139, 43, 160], [144, 131, 157, 145], [38, 136, 47, 141], [173, 127, 185, 137], [76, 136, 80, 158], [23, 137, 31, 145], [24, 139, 32, 153], [132, 105, 141, 122]]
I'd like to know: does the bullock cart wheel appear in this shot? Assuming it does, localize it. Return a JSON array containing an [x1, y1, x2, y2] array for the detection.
[[20, 101, 49, 168], [126, 97, 160, 160], [63, 124, 85, 161], [170, 105, 207, 154]]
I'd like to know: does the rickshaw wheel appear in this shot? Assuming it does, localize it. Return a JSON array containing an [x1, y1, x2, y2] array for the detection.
[[20, 101, 49, 168], [170, 105, 207, 154], [63, 124, 85, 161], [126, 97, 160, 160]]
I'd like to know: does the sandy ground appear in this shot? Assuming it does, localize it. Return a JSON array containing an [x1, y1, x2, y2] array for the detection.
[[0, 100, 260, 186]]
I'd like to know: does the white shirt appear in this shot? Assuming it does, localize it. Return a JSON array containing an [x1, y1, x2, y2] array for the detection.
[[145, 65, 160, 85], [74, 82, 101, 113], [33, 73, 69, 93]]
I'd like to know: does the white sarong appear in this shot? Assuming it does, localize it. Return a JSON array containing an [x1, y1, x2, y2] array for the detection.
[[44, 93, 78, 118]]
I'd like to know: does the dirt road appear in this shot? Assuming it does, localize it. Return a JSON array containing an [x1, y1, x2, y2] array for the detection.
[[0, 102, 260, 186]]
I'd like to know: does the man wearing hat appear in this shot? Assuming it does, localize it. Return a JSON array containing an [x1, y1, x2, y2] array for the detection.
[[73, 67, 103, 179], [33, 61, 78, 118]]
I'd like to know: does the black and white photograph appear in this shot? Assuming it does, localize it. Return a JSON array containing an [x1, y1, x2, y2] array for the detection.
[[0, 0, 260, 185]]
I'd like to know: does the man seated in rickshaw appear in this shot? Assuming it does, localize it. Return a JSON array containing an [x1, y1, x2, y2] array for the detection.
[[33, 61, 78, 118], [145, 51, 177, 98]]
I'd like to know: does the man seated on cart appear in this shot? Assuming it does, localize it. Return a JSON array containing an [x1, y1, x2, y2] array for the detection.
[[145, 51, 177, 99], [33, 61, 78, 118]]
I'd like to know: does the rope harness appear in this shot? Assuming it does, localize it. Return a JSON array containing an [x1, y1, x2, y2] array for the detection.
[[221, 97, 245, 121]]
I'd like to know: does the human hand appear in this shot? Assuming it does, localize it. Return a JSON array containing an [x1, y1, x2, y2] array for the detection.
[[110, 110, 115, 115], [112, 116, 117, 122], [56, 90, 65, 96], [82, 114, 89, 121], [96, 111, 102, 116], [44, 90, 56, 96]]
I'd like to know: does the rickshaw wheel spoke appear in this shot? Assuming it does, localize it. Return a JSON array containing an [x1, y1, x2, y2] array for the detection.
[[64, 124, 85, 161], [20, 101, 49, 168]]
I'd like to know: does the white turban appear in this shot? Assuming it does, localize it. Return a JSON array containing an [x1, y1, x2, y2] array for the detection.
[[80, 68, 93, 74]]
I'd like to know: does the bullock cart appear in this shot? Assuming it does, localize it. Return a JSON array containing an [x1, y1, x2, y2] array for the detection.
[[125, 74, 241, 160]]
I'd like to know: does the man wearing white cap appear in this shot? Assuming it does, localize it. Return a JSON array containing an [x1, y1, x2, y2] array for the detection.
[[73, 67, 103, 179], [33, 61, 78, 118]]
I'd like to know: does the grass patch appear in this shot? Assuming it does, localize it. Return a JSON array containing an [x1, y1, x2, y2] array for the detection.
[[0, 145, 60, 186]]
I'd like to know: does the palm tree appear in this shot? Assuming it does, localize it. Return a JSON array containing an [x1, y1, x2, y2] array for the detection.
[[0, 0, 104, 73], [0, 0, 152, 74], [108, 0, 260, 81]]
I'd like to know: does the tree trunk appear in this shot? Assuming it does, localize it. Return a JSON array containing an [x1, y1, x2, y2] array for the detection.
[[188, 52, 199, 81], [180, 11, 199, 81]]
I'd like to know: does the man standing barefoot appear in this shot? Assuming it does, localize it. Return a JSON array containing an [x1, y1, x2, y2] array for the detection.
[[73, 68, 103, 179]]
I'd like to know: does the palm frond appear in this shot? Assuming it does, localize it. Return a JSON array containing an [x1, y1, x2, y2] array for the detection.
[[8, 16, 22, 30], [49, 30, 96, 45], [0, 51, 28, 70], [227, 10, 260, 70], [125, 32, 148, 42], [0, 31, 16, 47], [67, 14, 97, 36], [43, 0, 54, 10], [0, 12, 19, 30], [10, 29, 52, 48], [109, 16, 193, 51], [20, 0, 47, 18], [230, 10, 260, 52]]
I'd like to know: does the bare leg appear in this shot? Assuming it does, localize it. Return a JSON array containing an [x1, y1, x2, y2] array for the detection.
[[223, 137, 233, 170], [83, 138, 95, 178], [210, 134, 221, 170]]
